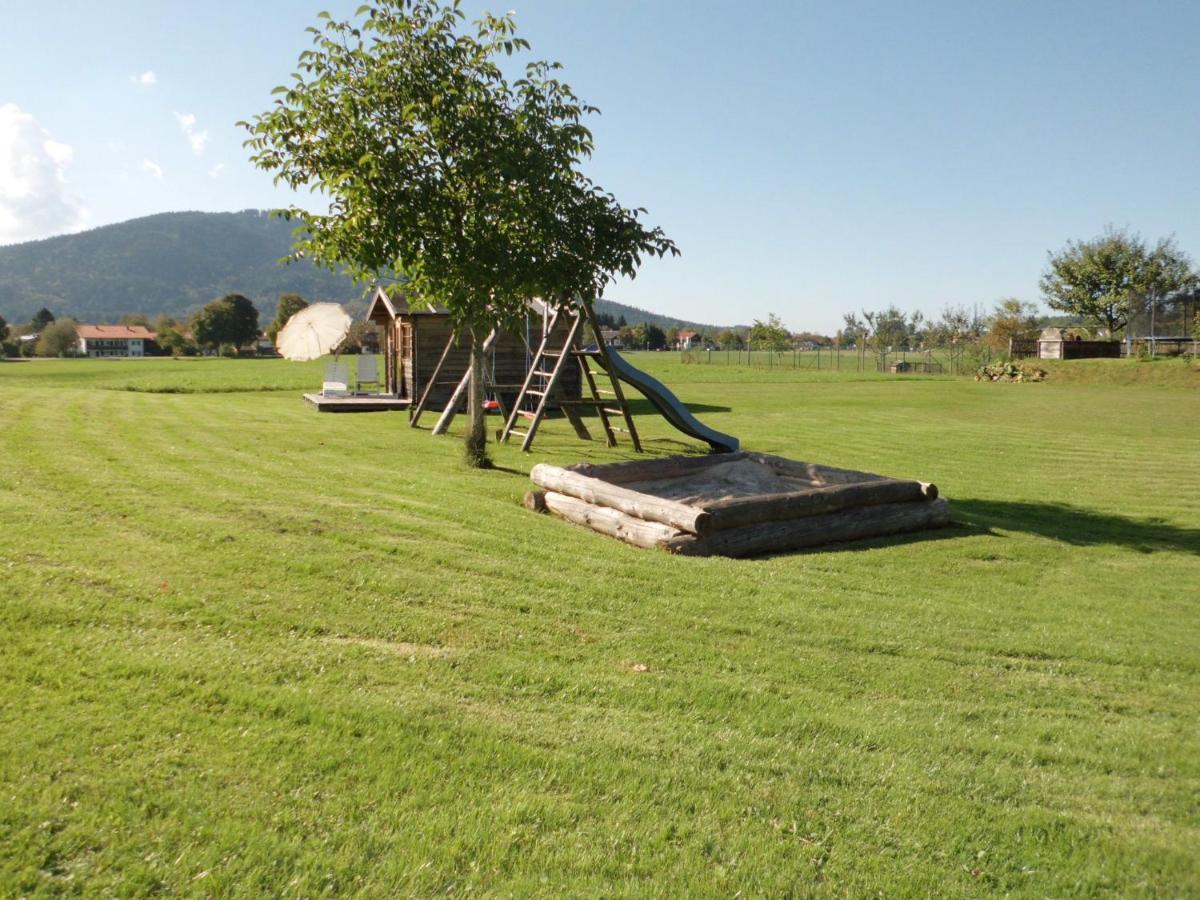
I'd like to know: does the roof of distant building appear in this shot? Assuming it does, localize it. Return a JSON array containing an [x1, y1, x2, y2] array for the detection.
[[75, 324, 157, 340]]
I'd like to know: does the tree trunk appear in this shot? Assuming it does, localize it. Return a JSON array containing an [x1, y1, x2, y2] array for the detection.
[[464, 327, 490, 468]]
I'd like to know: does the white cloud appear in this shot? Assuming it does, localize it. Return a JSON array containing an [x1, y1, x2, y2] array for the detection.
[[131, 70, 157, 86], [0, 103, 87, 244], [208, 163, 225, 179], [174, 111, 208, 156], [141, 159, 164, 180]]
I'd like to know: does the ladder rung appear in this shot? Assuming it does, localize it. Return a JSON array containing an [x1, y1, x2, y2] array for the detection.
[[517, 410, 538, 420], [533, 369, 555, 378], [602, 407, 624, 416], [526, 389, 545, 397], [595, 387, 615, 395], [508, 428, 528, 437]]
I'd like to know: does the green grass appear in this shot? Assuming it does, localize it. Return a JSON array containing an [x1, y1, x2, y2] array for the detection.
[[1, 357, 1197, 895]]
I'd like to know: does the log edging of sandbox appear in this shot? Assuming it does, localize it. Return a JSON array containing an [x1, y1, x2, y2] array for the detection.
[[530, 463, 713, 534], [526, 455, 951, 557], [664, 497, 952, 557]]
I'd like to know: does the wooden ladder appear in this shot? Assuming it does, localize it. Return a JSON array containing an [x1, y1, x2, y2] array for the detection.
[[498, 299, 641, 453]]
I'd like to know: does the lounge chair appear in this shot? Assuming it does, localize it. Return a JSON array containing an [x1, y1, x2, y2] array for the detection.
[[321, 360, 349, 397], [355, 354, 381, 394]]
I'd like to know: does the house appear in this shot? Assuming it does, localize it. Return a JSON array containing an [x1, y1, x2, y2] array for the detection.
[[600, 328, 623, 348], [676, 329, 700, 350], [364, 288, 582, 409], [75, 324, 157, 357], [1037, 326, 1120, 360]]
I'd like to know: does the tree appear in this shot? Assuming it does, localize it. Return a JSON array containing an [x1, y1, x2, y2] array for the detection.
[[749, 313, 791, 351], [35, 319, 79, 357], [924, 305, 982, 346], [1040, 227, 1196, 336], [156, 325, 196, 357], [0, 315, 8, 344], [243, 0, 676, 466], [986, 298, 1040, 351], [30, 307, 55, 332], [267, 293, 309, 343], [119, 313, 150, 327], [630, 323, 666, 350], [839, 313, 866, 348], [192, 294, 260, 352], [715, 328, 743, 350], [862, 306, 913, 352]]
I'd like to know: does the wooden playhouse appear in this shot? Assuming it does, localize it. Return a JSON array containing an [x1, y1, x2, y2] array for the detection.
[[364, 288, 583, 412]]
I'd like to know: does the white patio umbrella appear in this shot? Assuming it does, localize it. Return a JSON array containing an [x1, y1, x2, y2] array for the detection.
[[275, 303, 353, 361]]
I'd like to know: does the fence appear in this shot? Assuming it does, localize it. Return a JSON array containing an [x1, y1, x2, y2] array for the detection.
[[680, 345, 998, 375]]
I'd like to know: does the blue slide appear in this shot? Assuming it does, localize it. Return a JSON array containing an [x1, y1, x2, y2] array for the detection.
[[593, 349, 740, 453]]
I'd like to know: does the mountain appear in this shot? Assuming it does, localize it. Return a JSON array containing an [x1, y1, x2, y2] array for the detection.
[[592, 299, 732, 334], [0, 210, 360, 324], [0, 210, 733, 331]]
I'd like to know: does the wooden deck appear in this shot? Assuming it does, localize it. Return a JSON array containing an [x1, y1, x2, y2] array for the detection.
[[303, 393, 412, 413]]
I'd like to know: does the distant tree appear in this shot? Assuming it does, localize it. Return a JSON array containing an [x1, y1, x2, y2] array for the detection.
[[119, 313, 150, 327], [192, 294, 260, 352], [156, 325, 196, 357], [749, 313, 791, 351], [793, 331, 832, 347], [35, 319, 79, 357], [840, 313, 866, 348], [1193, 310, 1200, 340], [986, 298, 1040, 350], [616, 314, 628, 328], [925, 305, 983, 346], [665, 326, 680, 347], [715, 328, 743, 350], [618, 325, 639, 348], [152, 314, 179, 333], [30, 307, 55, 331], [0, 315, 8, 344], [1040, 227, 1196, 335], [632, 323, 666, 350], [267, 293, 309, 342], [861, 306, 912, 351]]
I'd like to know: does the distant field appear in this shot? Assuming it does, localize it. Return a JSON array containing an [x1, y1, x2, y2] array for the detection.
[[1, 356, 1197, 895]]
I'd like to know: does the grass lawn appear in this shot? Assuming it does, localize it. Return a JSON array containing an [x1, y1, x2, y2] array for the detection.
[[1, 355, 1197, 895]]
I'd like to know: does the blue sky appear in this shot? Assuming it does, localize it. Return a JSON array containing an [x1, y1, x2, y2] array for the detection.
[[2, 0, 1197, 331]]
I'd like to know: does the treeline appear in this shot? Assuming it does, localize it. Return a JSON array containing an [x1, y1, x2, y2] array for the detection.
[[0, 292, 380, 358]]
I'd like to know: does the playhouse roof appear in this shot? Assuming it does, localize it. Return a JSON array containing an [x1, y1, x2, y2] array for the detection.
[[366, 287, 450, 321]]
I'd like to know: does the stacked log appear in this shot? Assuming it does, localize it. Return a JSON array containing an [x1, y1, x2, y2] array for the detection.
[[526, 455, 952, 558]]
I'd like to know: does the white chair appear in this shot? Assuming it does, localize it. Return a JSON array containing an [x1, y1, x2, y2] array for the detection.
[[355, 354, 381, 394], [322, 360, 349, 397]]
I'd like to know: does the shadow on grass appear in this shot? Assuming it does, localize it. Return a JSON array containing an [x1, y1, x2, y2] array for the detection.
[[622, 398, 732, 416], [953, 498, 1200, 555]]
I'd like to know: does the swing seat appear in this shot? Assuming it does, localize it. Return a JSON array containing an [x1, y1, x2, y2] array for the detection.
[[483, 399, 501, 413]]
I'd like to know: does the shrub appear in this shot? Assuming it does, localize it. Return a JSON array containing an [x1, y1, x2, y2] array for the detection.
[[975, 361, 1047, 383]]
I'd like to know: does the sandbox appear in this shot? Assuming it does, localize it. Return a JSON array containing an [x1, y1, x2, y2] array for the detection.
[[524, 451, 951, 557]]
